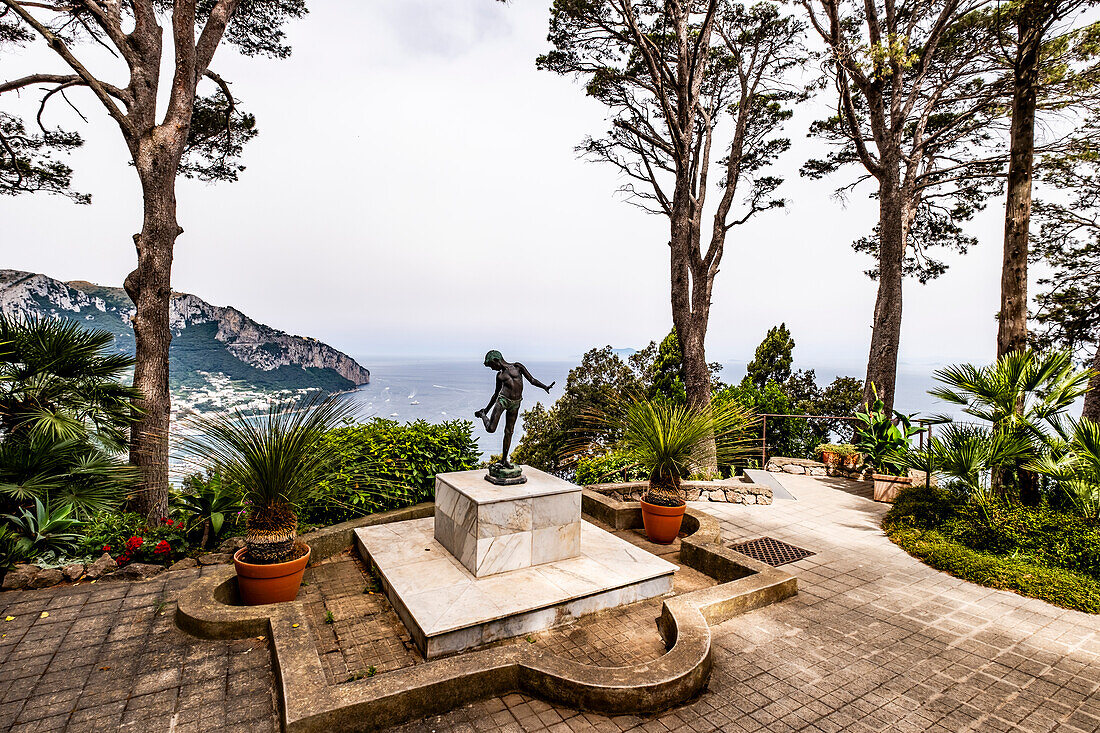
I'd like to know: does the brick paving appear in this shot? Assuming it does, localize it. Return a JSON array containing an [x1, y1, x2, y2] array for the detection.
[[2, 472, 1099, 732], [0, 566, 277, 732], [395, 474, 1100, 733]]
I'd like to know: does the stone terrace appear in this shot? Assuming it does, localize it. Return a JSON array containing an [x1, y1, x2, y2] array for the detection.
[[1, 472, 1098, 732]]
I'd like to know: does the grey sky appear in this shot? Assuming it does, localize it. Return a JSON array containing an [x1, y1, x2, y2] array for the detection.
[[0, 0, 1015, 372]]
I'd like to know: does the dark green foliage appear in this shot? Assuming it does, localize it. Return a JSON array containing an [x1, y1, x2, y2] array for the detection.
[[854, 386, 922, 475], [649, 331, 687, 404], [0, 316, 139, 521], [0, 112, 88, 203], [0, 525, 27, 575], [180, 90, 259, 183], [744, 324, 794, 390], [574, 450, 648, 486], [1031, 137, 1100, 372], [718, 326, 863, 460], [885, 484, 1100, 613], [2, 498, 83, 561], [174, 471, 243, 549], [299, 419, 481, 526], [513, 346, 647, 477], [887, 525, 1100, 614]]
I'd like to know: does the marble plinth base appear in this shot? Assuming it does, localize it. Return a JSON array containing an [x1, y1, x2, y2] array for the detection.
[[356, 518, 677, 659], [434, 467, 581, 577]]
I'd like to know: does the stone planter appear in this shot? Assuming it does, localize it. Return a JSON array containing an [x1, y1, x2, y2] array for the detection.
[[872, 474, 911, 503]]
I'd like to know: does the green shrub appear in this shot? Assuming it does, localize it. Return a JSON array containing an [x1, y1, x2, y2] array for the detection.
[[574, 450, 648, 485], [78, 511, 192, 565], [891, 484, 1100, 578], [886, 526, 1100, 614], [2, 499, 83, 561], [300, 418, 481, 526], [816, 443, 859, 457]]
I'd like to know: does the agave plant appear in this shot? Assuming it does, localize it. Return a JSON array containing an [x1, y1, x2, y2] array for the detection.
[[174, 470, 243, 549], [612, 398, 757, 506], [1, 498, 83, 560], [1029, 418, 1100, 521], [180, 394, 357, 564]]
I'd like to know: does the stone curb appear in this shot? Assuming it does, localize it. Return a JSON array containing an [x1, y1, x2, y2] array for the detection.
[[175, 495, 797, 732]]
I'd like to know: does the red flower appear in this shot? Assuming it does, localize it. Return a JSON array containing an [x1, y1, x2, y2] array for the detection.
[[102, 544, 111, 553], [117, 553, 131, 564], [154, 540, 171, 554], [160, 517, 168, 524], [125, 536, 143, 550], [165, 519, 174, 526]]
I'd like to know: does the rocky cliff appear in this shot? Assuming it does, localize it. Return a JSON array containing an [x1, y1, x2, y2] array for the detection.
[[0, 270, 369, 399]]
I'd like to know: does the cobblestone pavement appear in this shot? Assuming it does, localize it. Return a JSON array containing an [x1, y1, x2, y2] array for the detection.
[[396, 474, 1100, 733], [2, 474, 1098, 732], [0, 566, 277, 732]]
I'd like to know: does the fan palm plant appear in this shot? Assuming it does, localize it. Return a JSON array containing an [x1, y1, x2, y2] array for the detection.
[[930, 349, 1091, 503], [1029, 418, 1100, 521], [0, 315, 138, 451], [180, 394, 357, 564]]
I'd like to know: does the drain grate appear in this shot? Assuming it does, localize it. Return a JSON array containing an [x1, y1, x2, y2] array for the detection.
[[729, 537, 815, 567]]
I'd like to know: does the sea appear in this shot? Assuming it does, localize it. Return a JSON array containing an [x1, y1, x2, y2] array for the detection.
[[342, 357, 966, 457]]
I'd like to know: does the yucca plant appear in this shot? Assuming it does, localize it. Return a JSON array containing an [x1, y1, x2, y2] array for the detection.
[[613, 398, 757, 506], [180, 394, 358, 564]]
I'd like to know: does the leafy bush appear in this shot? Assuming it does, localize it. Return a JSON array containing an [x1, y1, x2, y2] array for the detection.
[[887, 525, 1100, 614], [78, 511, 192, 565], [854, 385, 921, 475], [300, 418, 481, 526], [816, 443, 859, 457], [0, 525, 28, 576], [885, 484, 1100, 593], [574, 450, 648, 485]]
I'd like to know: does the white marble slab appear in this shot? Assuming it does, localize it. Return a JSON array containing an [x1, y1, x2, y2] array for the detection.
[[434, 466, 582, 577], [357, 518, 677, 659]]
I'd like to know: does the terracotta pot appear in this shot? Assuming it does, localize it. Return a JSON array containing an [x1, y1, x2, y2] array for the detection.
[[640, 499, 686, 545], [233, 545, 311, 606], [819, 451, 840, 468], [872, 474, 912, 503], [844, 453, 862, 470]]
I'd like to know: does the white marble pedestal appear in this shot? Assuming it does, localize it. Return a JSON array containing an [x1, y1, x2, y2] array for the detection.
[[356, 518, 676, 659], [433, 467, 581, 577]]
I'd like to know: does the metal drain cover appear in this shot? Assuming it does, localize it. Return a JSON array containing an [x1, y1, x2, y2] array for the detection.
[[729, 537, 815, 567]]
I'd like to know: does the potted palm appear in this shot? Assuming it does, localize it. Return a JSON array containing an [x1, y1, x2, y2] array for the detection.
[[854, 386, 922, 502], [614, 398, 755, 544], [182, 394, 356, 605]]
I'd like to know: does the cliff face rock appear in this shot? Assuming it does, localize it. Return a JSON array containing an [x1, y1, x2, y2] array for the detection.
[[0, 269, 370, 394]]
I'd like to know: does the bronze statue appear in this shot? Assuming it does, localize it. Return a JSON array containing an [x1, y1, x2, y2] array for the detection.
[[476, 350, 554, 484]]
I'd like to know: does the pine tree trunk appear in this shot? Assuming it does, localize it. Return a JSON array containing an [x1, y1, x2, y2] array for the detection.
[[864, 181, 908, 414], [1084, 344, 1100, 422], [998, 4, 1042, 358], [125, 133, 184, 524]]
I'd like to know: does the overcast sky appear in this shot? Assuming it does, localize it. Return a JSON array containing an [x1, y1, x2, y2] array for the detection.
[[0, 0, 1019, 373]]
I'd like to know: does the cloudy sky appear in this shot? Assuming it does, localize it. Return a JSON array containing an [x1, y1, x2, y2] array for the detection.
[[0, 0, 1015, 373]]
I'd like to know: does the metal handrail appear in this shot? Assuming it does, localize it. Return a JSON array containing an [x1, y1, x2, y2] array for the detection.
[[757, 413, 860, 470]]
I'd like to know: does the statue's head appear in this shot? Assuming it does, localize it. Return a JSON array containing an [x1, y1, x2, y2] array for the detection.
[[483, 350, 504, 369]]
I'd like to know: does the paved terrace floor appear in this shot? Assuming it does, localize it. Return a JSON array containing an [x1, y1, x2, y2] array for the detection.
[[0, 472, 1097, 732]]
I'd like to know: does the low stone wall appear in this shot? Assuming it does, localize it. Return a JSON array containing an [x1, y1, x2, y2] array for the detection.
[[766, 456, 866, 480], [585, 477, 773, 505]]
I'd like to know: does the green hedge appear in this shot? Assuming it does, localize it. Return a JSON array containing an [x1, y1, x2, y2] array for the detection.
[[884, 484, 1100, 613], [300, 419, 481, 526], [886, 526, 1100, 614], [574, 450, 648, 486]]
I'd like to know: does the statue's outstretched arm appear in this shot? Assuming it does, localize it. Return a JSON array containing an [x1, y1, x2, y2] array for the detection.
[[518, 363, 555, 393]]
